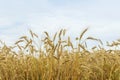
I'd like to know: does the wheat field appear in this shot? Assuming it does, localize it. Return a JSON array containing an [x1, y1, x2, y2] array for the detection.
[[0, 28, 120, 80]]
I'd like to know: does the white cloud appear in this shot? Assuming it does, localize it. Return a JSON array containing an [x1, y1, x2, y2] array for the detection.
[[0, 0, 120, 46], [0, 17, 14, 26]]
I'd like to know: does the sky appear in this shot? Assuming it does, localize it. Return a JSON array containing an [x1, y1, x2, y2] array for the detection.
[[0, 0, 120, 46]]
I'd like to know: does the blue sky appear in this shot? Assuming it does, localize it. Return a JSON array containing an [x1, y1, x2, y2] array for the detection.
[[0, 0, 120, 45]]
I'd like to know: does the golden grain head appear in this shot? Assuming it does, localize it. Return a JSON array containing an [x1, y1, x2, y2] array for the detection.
[[0, 29, 120, 80], [80, 28, 88, 40]]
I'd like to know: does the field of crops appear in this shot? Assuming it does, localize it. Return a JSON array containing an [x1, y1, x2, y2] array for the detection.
[[0, 28, 120, 80]]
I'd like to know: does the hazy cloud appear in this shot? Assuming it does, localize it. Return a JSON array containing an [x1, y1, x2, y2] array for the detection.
[[0, 0, 120, 45]]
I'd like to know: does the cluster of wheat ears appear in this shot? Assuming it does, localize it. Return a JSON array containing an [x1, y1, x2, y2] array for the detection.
[[0, 28, 120, 80]]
